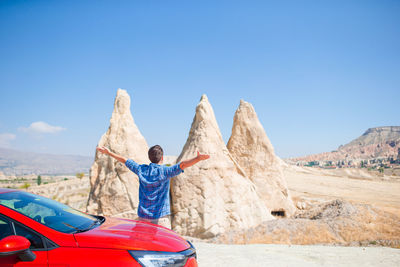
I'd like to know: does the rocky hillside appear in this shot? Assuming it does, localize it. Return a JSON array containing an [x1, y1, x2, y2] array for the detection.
[[292, 126, 400, 162], [0, 148, 92, 175]]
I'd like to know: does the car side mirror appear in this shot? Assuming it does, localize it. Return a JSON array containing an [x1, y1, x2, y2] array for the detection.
[[0, 235, 36, 262]]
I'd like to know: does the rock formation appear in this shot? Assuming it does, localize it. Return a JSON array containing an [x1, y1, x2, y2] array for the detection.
[[86, 89, 149, 218], [171, 95, 274, 238], [347, 126, 400, 147], [227, 100, 296, 217], [292, 126, 400, 163]]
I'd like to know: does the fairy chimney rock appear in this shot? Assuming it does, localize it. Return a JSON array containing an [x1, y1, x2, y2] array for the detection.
[[171, 95, 274, 238], [227, 100, 296, 217], [86, 89, 149, 218]]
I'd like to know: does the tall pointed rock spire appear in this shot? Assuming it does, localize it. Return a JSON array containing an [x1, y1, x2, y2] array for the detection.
[[86, 89, 149, 218], [171, 95, 273, 238], [227, 100, 296, 217]]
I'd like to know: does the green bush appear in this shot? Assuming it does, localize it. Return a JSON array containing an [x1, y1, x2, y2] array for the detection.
[[20, 183, 31, 189]]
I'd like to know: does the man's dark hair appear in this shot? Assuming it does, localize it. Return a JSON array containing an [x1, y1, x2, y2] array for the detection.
[[148, 145, 163, 163]]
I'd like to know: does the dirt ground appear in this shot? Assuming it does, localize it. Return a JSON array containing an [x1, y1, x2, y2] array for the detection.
[[193, 242, 400, 267], [284, 166, 400, 213]]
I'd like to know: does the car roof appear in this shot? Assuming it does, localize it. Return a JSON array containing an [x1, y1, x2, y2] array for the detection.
[[0, 188, 19, 194]]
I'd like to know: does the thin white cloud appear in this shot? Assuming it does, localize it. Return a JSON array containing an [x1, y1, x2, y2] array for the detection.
[[0, 133, 16, 148], [19, 121, 66, 134]]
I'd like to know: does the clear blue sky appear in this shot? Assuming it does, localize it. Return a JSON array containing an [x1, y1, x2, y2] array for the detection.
[[0, 0, 399, 158]]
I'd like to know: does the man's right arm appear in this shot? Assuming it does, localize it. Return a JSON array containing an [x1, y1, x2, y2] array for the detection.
[[96, 146, 127, 164], [97, 146, 140, 174]]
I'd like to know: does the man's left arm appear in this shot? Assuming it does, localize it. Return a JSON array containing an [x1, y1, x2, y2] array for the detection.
[[179, 152, 210, 170], [163, 152, 210, 179], [163, 163, 184, 179]]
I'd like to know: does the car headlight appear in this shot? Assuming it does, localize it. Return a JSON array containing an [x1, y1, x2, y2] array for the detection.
[[129, 241, 196, 267], [129, 250, 186, 266]]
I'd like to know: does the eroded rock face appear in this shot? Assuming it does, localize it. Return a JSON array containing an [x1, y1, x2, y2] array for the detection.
[[227, 100, 296, 217], [171, 95, 274, 238], [86, 89, 149, 218]]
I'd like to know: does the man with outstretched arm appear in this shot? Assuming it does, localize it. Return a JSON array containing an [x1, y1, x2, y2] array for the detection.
[[96, 145, 210, 228]]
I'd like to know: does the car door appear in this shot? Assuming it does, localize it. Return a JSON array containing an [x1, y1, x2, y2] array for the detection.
[[0, 215, 48, 267]]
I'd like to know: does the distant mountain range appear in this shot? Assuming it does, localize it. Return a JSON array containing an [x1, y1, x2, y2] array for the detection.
[[0, 148, 93, 176], [291, 126, 400, 162]]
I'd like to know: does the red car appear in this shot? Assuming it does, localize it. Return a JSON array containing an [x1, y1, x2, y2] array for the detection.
[[0, 188, 197, 267]]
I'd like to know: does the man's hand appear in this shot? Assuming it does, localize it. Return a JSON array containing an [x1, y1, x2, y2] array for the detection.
[[180, 151, 210, 170], [97, 146, 111, 155], [197, 151, 210, 161], [96, 146, 127, 163]]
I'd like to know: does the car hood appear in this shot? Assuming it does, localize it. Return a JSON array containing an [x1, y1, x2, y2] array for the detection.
[[73, 217, 190, 252]]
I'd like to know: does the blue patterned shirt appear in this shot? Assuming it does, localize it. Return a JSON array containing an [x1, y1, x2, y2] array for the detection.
[[125, 159, 184, 219]]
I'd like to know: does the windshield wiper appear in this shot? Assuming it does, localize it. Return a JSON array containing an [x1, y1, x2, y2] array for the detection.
[[85, 218, 101, 231], [63, 217, 104, 234], [79, 217, 105, 232], [62, 222, 86, 233]]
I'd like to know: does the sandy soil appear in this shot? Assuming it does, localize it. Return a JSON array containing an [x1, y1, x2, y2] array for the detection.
[[284, 166, 400, 211], [193, 242, 400, 267]]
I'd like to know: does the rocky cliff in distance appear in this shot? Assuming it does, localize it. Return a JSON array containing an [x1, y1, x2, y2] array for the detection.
[[291, 126, 400, 162], [171, 95, 274, 239], [227, 100, 296, 217], [348, 126, 400, 146], [340, 126, 400, 157], [86, 89, 149, 219]]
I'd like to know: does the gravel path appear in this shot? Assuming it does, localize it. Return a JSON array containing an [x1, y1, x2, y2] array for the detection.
[[193, 242, 400, 267]]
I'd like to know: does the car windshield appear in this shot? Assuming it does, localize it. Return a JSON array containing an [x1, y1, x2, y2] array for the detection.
[[0, 191, 101, 234]]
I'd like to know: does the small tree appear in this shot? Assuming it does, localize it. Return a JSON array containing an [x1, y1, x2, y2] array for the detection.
[[37, 175, 42, 186], [20, 183, 30, 189], [76, 172, 84, 179], [378, 166, 384, 174]]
